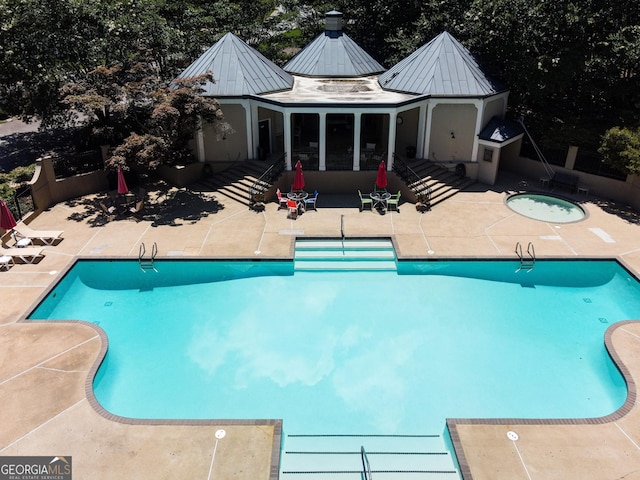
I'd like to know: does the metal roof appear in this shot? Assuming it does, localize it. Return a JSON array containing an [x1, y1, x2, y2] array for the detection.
[[283, 32, 385, 78], [478, 117, 524, 143], [378, 32, 501, 96], [176, 32, 293, 96]]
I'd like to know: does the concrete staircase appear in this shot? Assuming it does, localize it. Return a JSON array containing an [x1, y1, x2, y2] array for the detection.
[[294, 239, 396, 272], [187, 158, 474, 209], [190, 159, 270, 206], [400, 160, 475, 208], [279, 434, 460, 480]]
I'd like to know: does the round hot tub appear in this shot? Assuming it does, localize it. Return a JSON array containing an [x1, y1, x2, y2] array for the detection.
[[506, 193, 586, 223]]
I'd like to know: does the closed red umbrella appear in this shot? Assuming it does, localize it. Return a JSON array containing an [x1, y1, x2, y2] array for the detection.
[[0, 198, 17, 231], [375, 161, 387, 190], [117, 167, 129, 195], [293, 160, 305, 191]]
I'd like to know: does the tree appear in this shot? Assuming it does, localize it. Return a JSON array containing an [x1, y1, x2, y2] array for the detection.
[[598, 127, 640, 175], [60, 56, 226, 171], [108, 73, 226, 170]]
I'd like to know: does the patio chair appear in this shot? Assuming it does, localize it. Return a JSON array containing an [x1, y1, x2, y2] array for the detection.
[[0, 255, 13, 271], [276, 188, 288, 209], [13, 223, 63, 246], [387, 191, 401, 212], [358, 190, 372, 211], [304, 190, 318, 211], [129, 199, 144, 214], [1, 246, 45, 264], [287, 199, 298, 219], [100, 201, 117, 221]]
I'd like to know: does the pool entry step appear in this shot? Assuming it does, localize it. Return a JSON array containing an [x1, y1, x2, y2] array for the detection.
[[294, 239, 397, 272], [279, 433, 460, 480]]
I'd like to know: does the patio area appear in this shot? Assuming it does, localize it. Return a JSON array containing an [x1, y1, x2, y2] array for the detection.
[[2, 173, 640, 479]]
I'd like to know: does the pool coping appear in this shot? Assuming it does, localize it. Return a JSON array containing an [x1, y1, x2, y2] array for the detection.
[[18, 251, 640, 480]]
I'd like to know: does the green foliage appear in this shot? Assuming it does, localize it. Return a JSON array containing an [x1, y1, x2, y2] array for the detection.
[[0, 182, 14, 205], [9, 164, 36, 183], [599, 127, 640, 175]]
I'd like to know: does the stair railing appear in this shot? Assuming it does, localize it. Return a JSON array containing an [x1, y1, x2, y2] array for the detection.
[[393, 154, 431, 208], [360, 446, 373, 480], [249, 155, 286, 205]]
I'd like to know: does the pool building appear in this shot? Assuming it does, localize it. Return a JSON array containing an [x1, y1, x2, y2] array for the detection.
[[177, 10, 523, 187]]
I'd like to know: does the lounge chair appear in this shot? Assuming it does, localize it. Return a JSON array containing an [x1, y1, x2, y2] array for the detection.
[[11, 231, 32, 247], [13, 223, 63, 246], [0, 255, 13, 271], [1, 246, 45, 264], [304, 190, 318, 211], [387, 191, 401, 212], [358, 190, 372, 211]]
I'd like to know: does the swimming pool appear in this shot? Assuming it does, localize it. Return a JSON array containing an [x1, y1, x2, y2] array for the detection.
[[29, 258, 638, 435]]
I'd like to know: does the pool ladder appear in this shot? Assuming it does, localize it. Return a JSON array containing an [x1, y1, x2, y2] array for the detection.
[[515, 241, 535, 272], [139, 242, 158, 272]]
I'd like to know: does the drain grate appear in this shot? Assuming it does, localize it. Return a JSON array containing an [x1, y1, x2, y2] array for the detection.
[[583, 298, 592, 303], [599, 317, 608, 323]]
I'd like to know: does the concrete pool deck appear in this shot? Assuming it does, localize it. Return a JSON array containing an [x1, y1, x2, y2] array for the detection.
[[2, 173, 640, 479]]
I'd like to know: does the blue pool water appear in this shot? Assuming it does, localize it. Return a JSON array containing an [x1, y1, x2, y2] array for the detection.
[[29, 259, 640, 434]]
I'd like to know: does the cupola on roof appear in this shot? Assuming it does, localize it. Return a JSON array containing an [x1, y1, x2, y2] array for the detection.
[[283, 11, 385, 78]]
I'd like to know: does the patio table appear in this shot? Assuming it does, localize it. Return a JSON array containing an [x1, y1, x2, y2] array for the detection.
[[370, 191, 391, 210]]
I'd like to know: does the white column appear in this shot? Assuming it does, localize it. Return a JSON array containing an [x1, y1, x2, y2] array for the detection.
[[283, 112, 292, 170], [387, 112, 397, 170], [353, 113, 362, 171], [422, 102, 435, 160], [249, 103, 259, 159], [470, 100, 484, 163], [416, 104, 428, 159], [319, 113, 327, 171]]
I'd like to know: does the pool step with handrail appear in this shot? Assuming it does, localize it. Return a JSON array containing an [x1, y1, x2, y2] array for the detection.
[[294, 238, 397, 272], [279, 433, 460, 480]]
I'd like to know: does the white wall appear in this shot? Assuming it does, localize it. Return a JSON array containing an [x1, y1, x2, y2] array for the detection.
[[429, 104, 477, 162]]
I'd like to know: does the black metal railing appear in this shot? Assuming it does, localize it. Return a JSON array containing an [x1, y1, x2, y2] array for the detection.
[[53, 150, 104, 179], [12, 185, 34, 220], [249, 155, 286, 204], [393, 155, 431, 207]]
